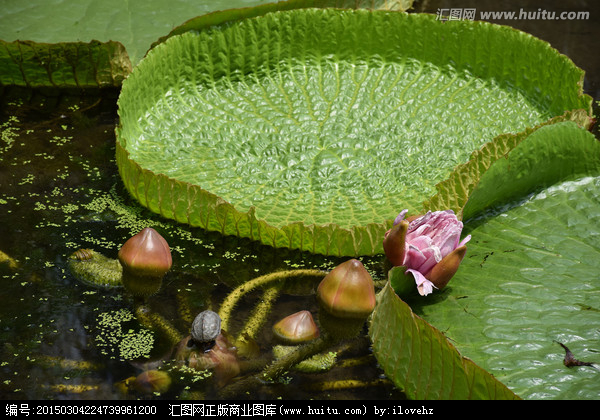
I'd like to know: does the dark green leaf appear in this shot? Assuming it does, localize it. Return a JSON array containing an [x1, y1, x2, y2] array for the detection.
[[369, 282, 520, 399]]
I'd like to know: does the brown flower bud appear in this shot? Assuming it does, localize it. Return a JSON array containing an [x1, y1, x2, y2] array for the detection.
[[133, 370, 171, 394], [273, 310, 319, 344], [118, 227, 172, 278], [427, 245, 467, 290], [383, 220, 408, 266], [317, 259, 376, 319]]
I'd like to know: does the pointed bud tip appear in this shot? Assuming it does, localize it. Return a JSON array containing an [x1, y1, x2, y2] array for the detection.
[[427, 245, 467, 290], [317, 259, 376, 319], [383, 220, 408, 266], [273, 310, 319, 344], [118, 227, 172, 278]]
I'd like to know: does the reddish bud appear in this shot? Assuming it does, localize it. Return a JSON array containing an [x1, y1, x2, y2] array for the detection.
[[118, 228, 172, 278], [317, 259, 376, 319], [383, 220, 408, 266], [427, 245, 467, 290], [273, 310, 319, 344], [133, 370, 171, 394]]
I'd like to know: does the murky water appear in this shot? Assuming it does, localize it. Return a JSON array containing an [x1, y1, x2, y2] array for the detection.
[[0, 87, 403, 400]]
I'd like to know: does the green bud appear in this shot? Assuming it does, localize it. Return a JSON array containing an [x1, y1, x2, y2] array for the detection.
[[317, 259, 376, 319]]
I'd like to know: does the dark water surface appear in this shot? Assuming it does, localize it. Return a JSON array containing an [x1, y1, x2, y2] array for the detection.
[[0, 87, 396, 400]]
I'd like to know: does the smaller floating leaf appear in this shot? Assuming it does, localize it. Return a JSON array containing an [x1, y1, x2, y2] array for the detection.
[[388, 265, 416, 298], [0, 40, 131, 88], [369, 282, 519, 400]]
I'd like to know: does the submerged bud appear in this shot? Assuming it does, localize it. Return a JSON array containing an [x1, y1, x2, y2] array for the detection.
[[273, 310, 319, 344], [133, 370, 171, 394], [175, 332, 240, 388], [317, 259, 376, 319]]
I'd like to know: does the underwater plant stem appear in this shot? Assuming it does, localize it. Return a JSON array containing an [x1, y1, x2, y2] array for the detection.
[[175, 292, 194, 326], [305, 378, 393, 392], [219, 334, 334, 398], [261, 335, 334, 381], [237, 286, 279, 342], [134, 304, 184, 346], [218, 269, 326, 333]]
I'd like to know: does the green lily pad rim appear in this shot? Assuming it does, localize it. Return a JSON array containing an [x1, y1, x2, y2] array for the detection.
[[149, 0, 414, 53], [424, 108, 595, 220], [115, 8, 593, 257]]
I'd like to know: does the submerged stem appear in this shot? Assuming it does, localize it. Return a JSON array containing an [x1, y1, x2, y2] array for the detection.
[[134, 304, 184, 346], [219, 334, 334, 398], [305, 378, 393, 392], [218, 269, 326, 333], [237, 286, 280, 342]]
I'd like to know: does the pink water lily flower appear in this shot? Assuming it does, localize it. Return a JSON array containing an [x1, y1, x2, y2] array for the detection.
[[383, 209, 471, 296]]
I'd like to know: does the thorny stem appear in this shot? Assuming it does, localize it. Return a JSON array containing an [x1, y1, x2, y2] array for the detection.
[[220, 334, 334, 398], [175, 292, 194, 326], [218, 269, 327, 334], [304, 378, 393, 392], [134, 304, 184, 346], [236, 286, 280, 342]]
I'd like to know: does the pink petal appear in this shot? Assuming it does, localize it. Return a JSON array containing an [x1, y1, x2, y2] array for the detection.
[[419, 246, 442, 275], [406, 269, 437, 296], [393, 209, 408, 226], [403, 244, 428, 269], [458, 234, 472, 248]]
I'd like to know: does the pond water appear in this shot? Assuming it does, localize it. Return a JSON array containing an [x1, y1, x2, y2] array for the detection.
[[1, 1, 598, 401], [0, 86, 403, 400]]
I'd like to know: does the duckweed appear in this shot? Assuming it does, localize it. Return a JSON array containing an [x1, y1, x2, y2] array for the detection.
[[94, 309, 155, 361]]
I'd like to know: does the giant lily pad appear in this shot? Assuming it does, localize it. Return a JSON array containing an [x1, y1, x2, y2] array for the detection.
[[115, 8, 592, 256], [0, 0, 413, 67]]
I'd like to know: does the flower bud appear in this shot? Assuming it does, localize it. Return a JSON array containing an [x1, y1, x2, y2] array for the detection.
[[118, 228, 172, 278], [383, 220, 408, 267], [317, 259, 375, 319], [426, 245, 467, 290], [118, 228, 172, 297], [133, 370, 171, 394], [384, 209, 471, 296], [176, 332, 240, 388], [273, 310, 319, 344]]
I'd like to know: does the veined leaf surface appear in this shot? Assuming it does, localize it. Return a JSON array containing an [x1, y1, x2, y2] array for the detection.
[[371, 123, 600, 399], [116, 9, 591, 256], [421, 174, 600, 399]]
